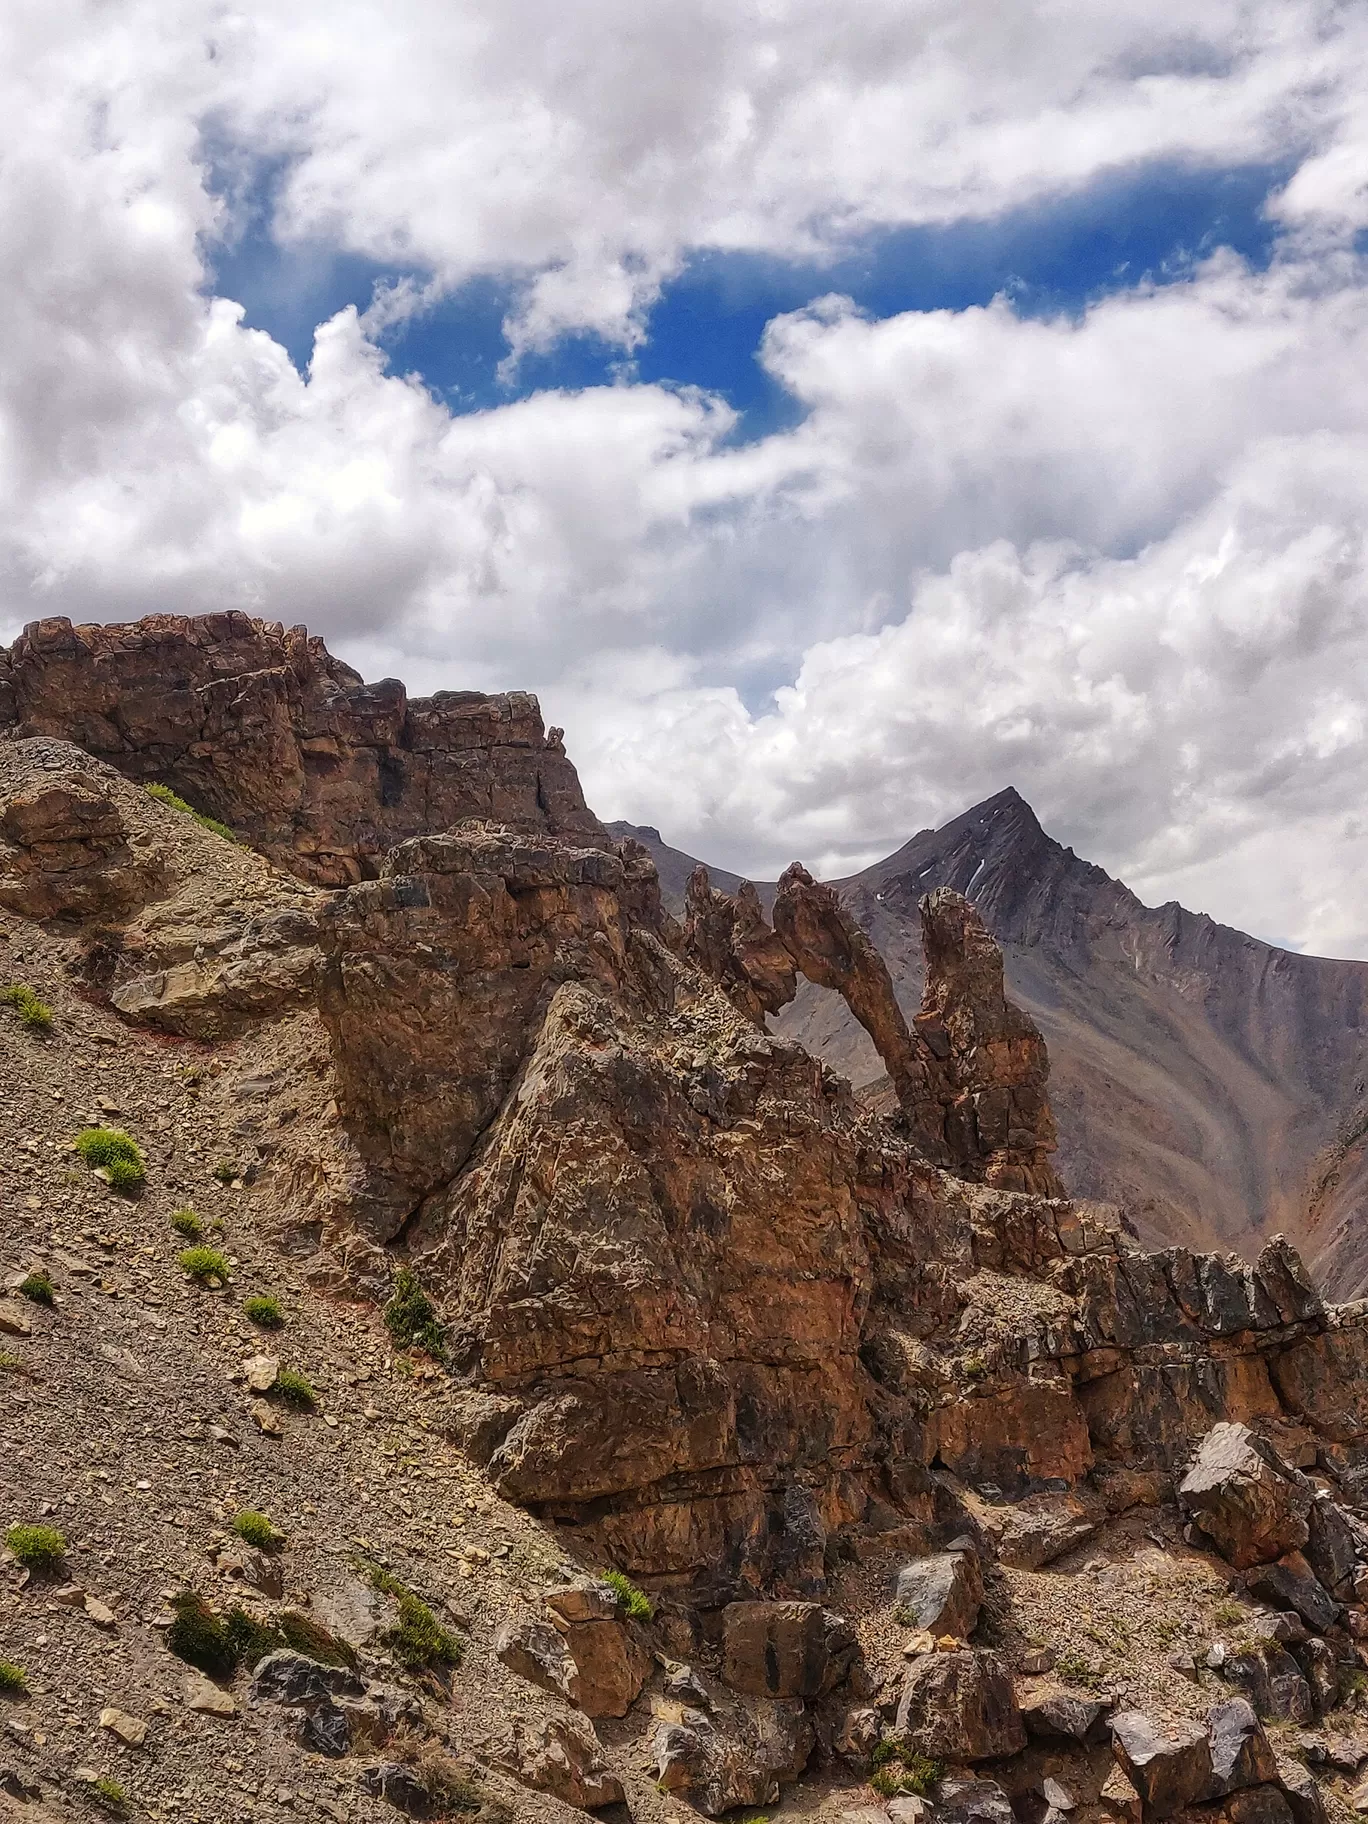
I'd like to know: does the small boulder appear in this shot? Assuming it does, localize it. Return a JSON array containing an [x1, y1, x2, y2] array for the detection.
[[1110, 1709, 1213, 1819], [651, 1702, 812, 1816], [98, 1708, 146, 1748], [1307, 1497, 1360, 1594], [250, 1650, 364, 1709], [183, 1670, 238, 1717], [544, 1579, 620, 1625], [1278, 1759, 1328, 1824], [936, 1776, 1016, 1824], [1021, 1686, 1109, 1743], [298, 1702, 351, 1758], [1245, 1553, 1338, 1634], [721, 1601, 851, 1700], [491, 1712, 625, 1809], [495, 1616, 580, 1704], [834, 1705, 881, 1765], [244, 1354, 280, 1393], [894, 1546, 984, 1637], [1179, 1424, 1311, 1570], [1208, 1697, 1279, 1795], [894, 1649, 1025, 1762], [360, 1761, 431, 1816], [1226, 1788, 1297, 1824], [553, 1616, 649, 1718]]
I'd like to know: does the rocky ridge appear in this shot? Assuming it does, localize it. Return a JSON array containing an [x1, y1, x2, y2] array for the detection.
[[613, 793, 1368, 1294], [5, 615, 1368, 1824]]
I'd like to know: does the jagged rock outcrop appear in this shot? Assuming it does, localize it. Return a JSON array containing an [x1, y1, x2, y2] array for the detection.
[[683, 859, 1060, 1191], [0, 614, 600, 883]]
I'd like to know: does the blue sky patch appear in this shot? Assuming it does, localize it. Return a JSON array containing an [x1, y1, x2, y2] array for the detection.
[[205, 156, 1289, 439]]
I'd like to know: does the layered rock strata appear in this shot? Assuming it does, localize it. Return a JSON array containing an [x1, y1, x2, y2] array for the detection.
[[0, 614, 599, 883]]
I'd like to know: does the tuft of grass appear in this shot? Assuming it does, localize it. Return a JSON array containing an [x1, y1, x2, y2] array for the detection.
[[870, 1740, 943, 1799], [92, 1775, 127, 1813], [1, 984, 52, 1033], [602, 1568, 653, 1622], [278, 1610, 356, 1669], [232, 1510, 284, 1553], [243, 1294, 283, 1330], [0, 1352, 22, 1373], [6, 1523, 66, 1575], [271, 1366, 317, 1410], [17, 1271, 55, 1306], [211, 1160, 238, 1185], [364, 1564, 464, 1671], [144, 782, 236, 843], [179, 1246, 230, 1284], [166, 1592, 282, 1678], [387, 1725, 487, 1814], [0, 1660, 28, 1695], [383, 1267, 447, 1361], [74, 1128, 145, 1195], [171, 1208, 203, 1240], [1213, 1600, 1245, 1627]]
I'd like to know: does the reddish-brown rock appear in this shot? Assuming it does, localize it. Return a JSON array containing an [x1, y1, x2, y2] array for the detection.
[[0, 614, 600, 883]]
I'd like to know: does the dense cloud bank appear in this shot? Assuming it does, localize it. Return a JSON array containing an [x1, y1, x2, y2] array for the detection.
[[4, 1, 1368, 951]]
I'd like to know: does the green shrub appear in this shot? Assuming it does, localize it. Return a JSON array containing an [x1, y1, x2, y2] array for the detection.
[[145, 782, 236, 843], [179, 1246, 230, 1283], [0, 1352, 22, 1373], [211, 1160, 238, 1185], [232, 1510, 284, 1552], [92, 1775, 127, 1812], [17, 1271, 55, 1306], [0, 1661, 27, 1695], [243, 1294, 284, 1329], [1, 985, 52, 1033], [6, 1523, 66, 1575], [383, 1267, 447, 1360], [74, 1128, 145, 1194], [278, 1610, 356, 1668], [870, 1741, 942, 1799], [364, 1564, 463, 1670], [166, 1592, 239, 1678], [222, 1608, 281, 1671], [602, 1568, 653, 1622], [272, 1366, 317, 1409], [171, 1208, 203, 1240]]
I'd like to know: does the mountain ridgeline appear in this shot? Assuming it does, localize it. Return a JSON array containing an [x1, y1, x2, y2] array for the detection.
[[611, 791, 1368, 1297]]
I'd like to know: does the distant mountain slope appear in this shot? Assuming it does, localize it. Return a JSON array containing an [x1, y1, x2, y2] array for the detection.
[[613, 791, 1368, 1295]]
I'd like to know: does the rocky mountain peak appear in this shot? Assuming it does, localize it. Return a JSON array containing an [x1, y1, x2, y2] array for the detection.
[[6, 621, 1368, 1823]]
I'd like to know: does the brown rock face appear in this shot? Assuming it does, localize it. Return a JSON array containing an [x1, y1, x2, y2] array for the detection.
[[720, 1602, 852, 1699], [0, 744, 168, 920], [1178, 1423, 1313, 1570], [316, 826, 650, 1224], [892, 1649, 1025, 1761], [0, 614, 600, 883]]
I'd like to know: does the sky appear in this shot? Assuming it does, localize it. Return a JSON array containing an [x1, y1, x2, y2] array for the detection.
[[4, 4, 1368, 954]]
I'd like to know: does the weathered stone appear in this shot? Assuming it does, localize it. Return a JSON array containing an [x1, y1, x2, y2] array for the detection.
[[1109, 1710, 1213, 1819], [298, 1703, 351, 1758], [934, 1777, 1016, 1824], [834, 1705, 881, 1765], [0, 1304, 31, 1339], [491, 1712, 624, 1809], [721, 1601, 853, 1700], [1306, 1497, 1360, 1594], [553, 1616, 650, 1718], [440, 1388, 523, 1466], [1179, 1425, 1311, 1570], [249, 1651, 364, 1709], [992, 1492, 1100, 1569], [182, 1671, 238, 1717], [360, 1761, 432, 1816], [1100, 1763, 1144, 1824], [1225, 1788, 1297, 1824], [894, 1548, 983, 1638], [1208, 1698, 1279, 1795], [544, 1580, 621, 1625], [1245, 1554, 1338, 1634], [650, 1701, 813, 1817], [494, 1616, 580, 1704], [1020, 1686, 1108, 1743], [98, 1708, 146, 1747], [1294, 1638, 1339, 1713], [1, 615, 600, 886], [1277, 1759, 1328, 1824], [894, 1650, 1025, 1762]]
